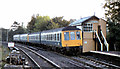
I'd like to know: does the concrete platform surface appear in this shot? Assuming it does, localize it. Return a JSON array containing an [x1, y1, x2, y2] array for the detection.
[[90, 51, 120, 58]]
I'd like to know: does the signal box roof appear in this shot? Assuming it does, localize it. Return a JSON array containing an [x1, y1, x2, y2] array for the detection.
[[69, 16, 99, 26]]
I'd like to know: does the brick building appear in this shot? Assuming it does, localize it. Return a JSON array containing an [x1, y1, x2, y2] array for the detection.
[[70, 16, 109, 52]]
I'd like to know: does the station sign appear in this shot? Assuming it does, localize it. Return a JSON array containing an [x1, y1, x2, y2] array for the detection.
[[8, 42, 15, 47]]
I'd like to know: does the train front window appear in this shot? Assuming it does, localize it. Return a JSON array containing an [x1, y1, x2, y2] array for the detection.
[[70, 32, 75, 40], [76, 31, 81, 40], [64, 32, 69, 40]]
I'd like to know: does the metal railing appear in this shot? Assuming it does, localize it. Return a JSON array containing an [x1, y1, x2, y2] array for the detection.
[[94, 30, 103, 51], [100, 31, 109, 51]]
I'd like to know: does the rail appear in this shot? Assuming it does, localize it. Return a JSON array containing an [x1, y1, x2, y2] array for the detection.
[[53, 50, 120, 68], [19, 48, 41, 68], [17, 44, 62, 69], [78, 55, 120, 68]]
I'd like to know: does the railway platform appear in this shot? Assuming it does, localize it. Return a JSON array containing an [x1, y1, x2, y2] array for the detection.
[[90, 51, 120, 58]]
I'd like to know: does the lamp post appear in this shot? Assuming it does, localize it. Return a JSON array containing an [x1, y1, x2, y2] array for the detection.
[[7, 29, 9, 42]]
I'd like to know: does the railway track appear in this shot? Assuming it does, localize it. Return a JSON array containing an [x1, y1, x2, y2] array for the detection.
[[36, 48, 120, 69], [49, 50, 120, 69], [15, 43, 92, 69], [19, 48, 41, 68], [78, 55, 120, 68], [71, 56, 120, 69], [16, 45, 62, 69], [14, 43, 120, 69]]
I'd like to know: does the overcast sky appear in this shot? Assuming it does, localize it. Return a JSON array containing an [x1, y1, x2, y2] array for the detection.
[[0, 0, 105, 29]]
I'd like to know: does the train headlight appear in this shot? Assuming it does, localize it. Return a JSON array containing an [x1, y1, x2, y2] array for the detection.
[[25, 61, 28, 65], [58, 43, 59, 45]]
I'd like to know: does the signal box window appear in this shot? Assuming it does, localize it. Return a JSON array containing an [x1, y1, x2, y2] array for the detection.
[[70, 32, 75, 40], [64, 32, 69, 40], [76, 32, 81, 40], [83, 23, 93, 31]]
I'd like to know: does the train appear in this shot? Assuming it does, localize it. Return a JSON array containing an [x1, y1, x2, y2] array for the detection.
[[13, 26, 83, 54]]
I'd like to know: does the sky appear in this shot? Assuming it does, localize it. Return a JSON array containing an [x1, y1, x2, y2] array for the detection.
[[0, 0, 105, 29]]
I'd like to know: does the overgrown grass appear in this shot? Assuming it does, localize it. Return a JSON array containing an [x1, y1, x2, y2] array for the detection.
[[0, 45, 10, 69], [0, 46, 2, 69]]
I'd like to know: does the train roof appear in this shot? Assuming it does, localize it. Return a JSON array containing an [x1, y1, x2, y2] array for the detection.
[[41, 26, 80, 33], [20, 34, 28, 36], [29, 32, 41, 34], [13, 34, 20, 37]]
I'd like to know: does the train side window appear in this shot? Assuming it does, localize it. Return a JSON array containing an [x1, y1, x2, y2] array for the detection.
[[29, 36, 30, 40], [47, 35, 49, 40], [44, 35, 46, 40], [38, 35, 39, 40], [34, 36, 35, 40], [32, 36, 34, 39], [52, 34, 54, 40], [42, 35, 44, 40], [43, 35, 45, 40], [33, 36, 35, 40], [55, 34, 56, 41], [50, 34, 51, 40], [37, 35, 39, 40], [57, 33, 59, 41], [70, 32, 75, 40], [36, 36, 38, 40], [31, 36, 32, 40], [64, 32, 69, 40], [48, 35, 49, 40], [47, 35, 48, 40], [76, 31, 81, 40], [49, 34, 50, 40], [46, 35, 47, 40], [51, 34, 52, 40], [30, 36, 32, 39]]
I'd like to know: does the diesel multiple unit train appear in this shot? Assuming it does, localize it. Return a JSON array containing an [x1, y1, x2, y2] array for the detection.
[[13, 26, 83, 54]]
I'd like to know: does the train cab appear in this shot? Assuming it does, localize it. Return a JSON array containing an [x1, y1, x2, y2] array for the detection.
[[61, 30, 82, 47], [60, 26, 83, 53]]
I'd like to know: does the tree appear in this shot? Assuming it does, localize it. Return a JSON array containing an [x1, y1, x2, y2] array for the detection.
[[104, 0, 120, 23], [51, 16, 70, 28], [34, 15, 50, 32], [107, 20, 120, 51], [27, 15, 70, 32], [46, 20, 59, 30], [46, 16, 70, 30], [27, 15, 36, 33], [104, 0, 120, 51]]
